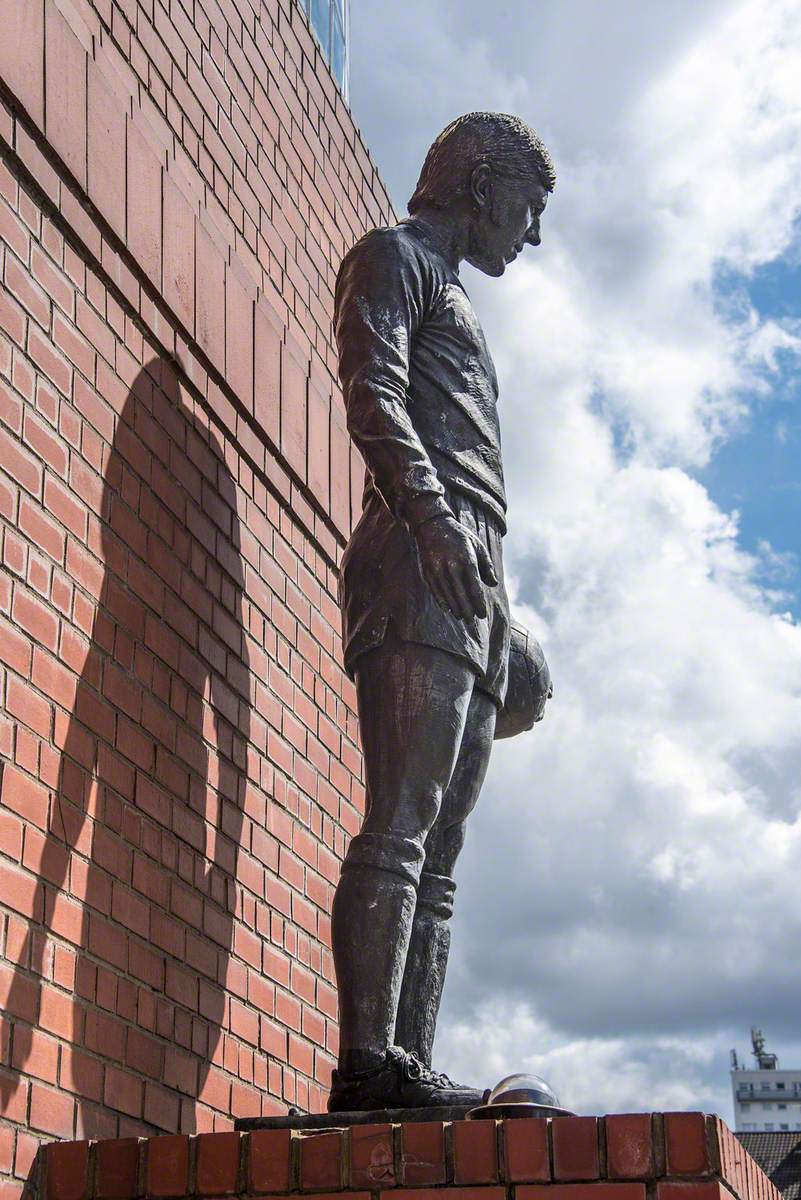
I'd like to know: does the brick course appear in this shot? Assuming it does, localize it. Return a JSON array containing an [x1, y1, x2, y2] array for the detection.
[[0, 0, 395, 1185], [36, 1113, 782, 1200]]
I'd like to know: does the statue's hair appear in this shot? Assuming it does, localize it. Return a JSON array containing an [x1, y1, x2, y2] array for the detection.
[[408, 112, 556, 214]]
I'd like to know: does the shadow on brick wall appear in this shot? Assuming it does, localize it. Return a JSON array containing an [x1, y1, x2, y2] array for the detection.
[[1, 355, 250, 1136], [23, 1144, 43, 1199]]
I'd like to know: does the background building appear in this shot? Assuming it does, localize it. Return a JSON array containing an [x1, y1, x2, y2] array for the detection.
[[736, 1132, 801, 1200], [303, 0, 349, 95], [732, 1031, 801, 1133], [0, 0, 392, 1186]]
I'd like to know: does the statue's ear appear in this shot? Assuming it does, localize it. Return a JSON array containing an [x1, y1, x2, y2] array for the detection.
[[470, 162, 493, 210]]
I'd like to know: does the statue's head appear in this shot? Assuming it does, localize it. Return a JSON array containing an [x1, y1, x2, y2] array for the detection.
[[408, 112, 556, 277]]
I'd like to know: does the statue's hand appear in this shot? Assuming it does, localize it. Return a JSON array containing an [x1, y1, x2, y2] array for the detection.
[[415, 515, 498, 621]]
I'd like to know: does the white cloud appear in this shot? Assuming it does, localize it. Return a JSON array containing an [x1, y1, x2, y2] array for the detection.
[[350, 0, 801, 1120], [436, 1005, 721, 1115]]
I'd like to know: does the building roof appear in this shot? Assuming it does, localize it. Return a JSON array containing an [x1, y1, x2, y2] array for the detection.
[[736, 1132, 801, 1200]]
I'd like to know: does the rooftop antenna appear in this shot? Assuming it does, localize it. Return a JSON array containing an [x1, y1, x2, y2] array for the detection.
[[731, 1049, 740, 1070], [751, 1027, 779, 1070]]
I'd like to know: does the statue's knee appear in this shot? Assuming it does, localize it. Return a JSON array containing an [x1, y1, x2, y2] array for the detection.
[[423, 818, 468, 882], [343, 830, 426, 887], [417, 871, 456, 919]]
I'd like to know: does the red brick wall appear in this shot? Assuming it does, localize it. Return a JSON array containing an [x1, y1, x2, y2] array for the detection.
[[0, 0, 395, 1182], [37, 1112, 783, 1200]]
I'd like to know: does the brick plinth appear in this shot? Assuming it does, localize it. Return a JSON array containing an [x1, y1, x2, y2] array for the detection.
[[39, 1114, 779, 1200]]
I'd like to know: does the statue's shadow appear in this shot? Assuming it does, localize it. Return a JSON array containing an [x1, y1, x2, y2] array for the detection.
[[0, 355, 250, 1135]]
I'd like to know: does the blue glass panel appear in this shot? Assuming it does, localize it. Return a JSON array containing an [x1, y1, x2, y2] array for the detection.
[[331, 8, 346, 87], [311, 0, 330, 56]]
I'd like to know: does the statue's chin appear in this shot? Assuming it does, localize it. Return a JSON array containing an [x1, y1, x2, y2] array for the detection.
[[468, 253, 505, 277]]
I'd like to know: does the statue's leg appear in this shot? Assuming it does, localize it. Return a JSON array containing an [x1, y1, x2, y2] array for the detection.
[[331, 634, 476, 1075], [394, 685, 497, 1064]]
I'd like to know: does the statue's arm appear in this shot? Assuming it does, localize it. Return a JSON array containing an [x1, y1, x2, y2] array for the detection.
[[334, 231, 452, 532]]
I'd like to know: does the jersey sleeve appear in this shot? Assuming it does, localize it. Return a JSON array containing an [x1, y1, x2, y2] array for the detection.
[[334, 229, 452, 529]]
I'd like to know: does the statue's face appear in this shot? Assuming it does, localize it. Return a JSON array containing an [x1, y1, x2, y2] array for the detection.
[[467, 173, 549, 277]]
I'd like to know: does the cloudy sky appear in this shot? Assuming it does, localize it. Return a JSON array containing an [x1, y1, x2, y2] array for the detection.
[[347, 0, 801, 1121]]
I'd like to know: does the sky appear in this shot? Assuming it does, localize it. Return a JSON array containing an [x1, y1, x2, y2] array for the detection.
[[347, 0, 801, 1122]]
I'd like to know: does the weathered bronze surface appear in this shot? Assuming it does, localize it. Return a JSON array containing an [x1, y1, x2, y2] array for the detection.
[[329, 113, 556, 1112], [234, 1102, 478, 1131]]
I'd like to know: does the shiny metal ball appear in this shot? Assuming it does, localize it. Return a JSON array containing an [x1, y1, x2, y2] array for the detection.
[[467, 1071, 571, 1120], [487, 1072, 561, 1108]]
